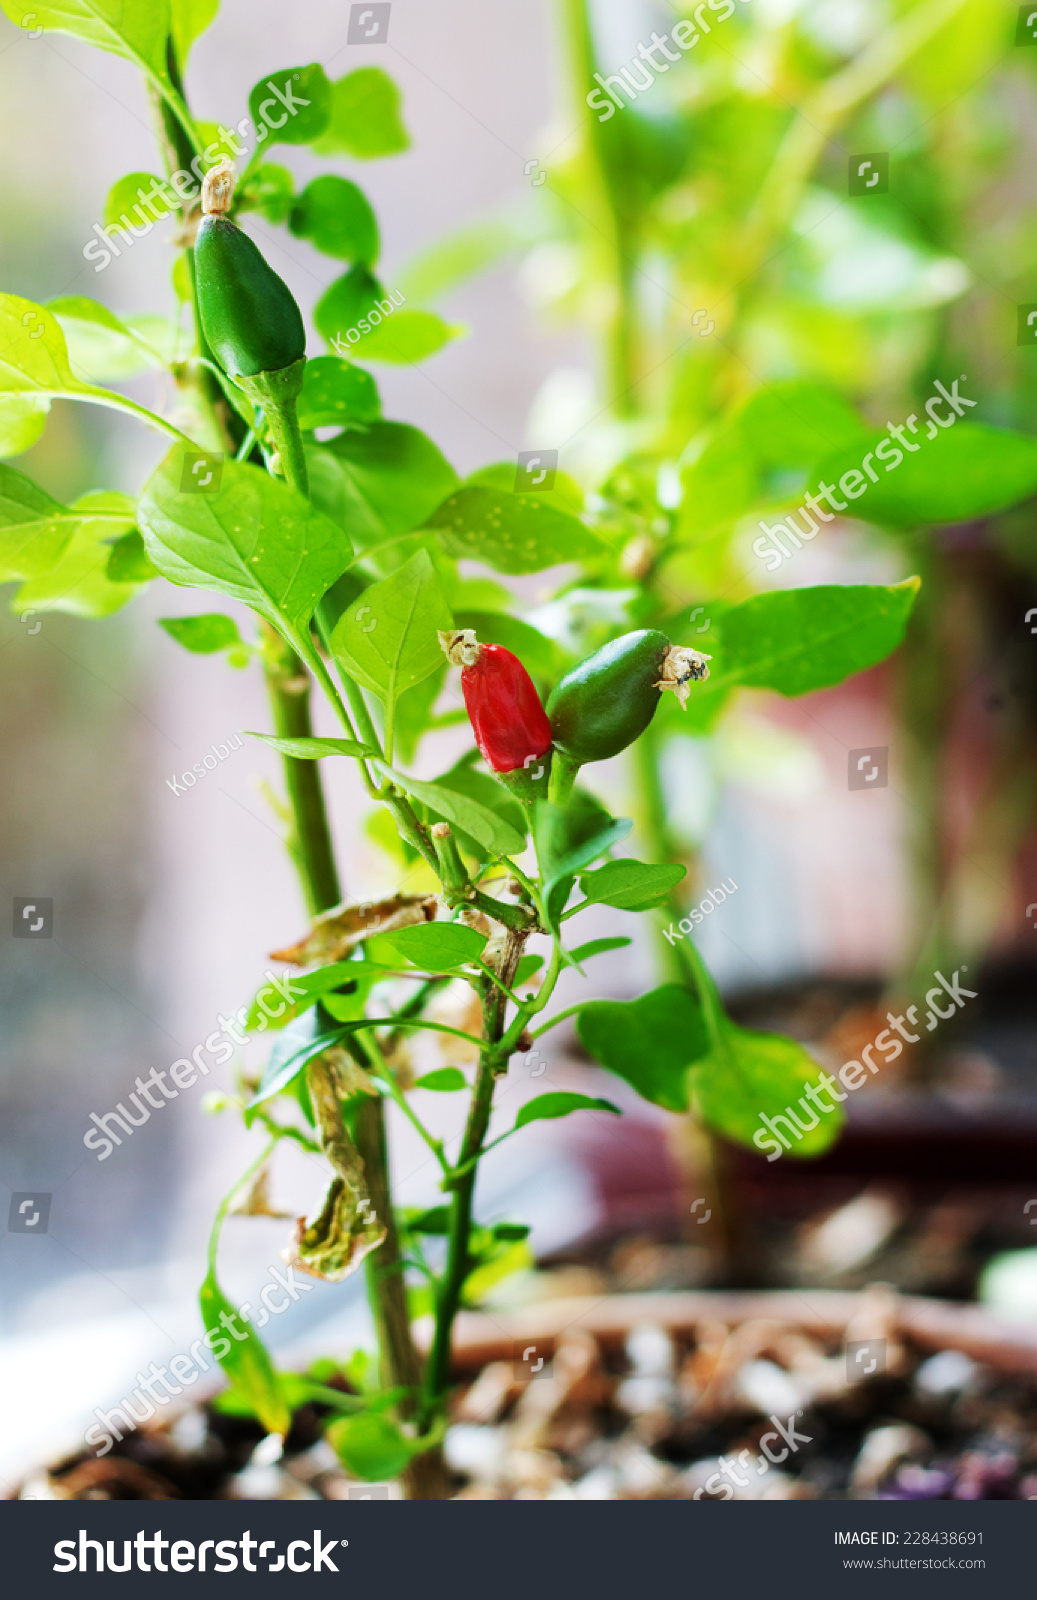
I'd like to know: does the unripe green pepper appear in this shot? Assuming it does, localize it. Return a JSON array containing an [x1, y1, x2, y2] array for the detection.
[[194, 160, 306, 379], [547, 629, 710, 766]]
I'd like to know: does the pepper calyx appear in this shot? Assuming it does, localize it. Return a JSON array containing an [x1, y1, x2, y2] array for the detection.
[[655, 644, 712, 709], [438, 628, 481, 669], [202, 157, 236, 217]]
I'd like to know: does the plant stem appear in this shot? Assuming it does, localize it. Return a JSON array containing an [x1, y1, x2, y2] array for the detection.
[[740, 0, 971, 281], [261, 626, 341, 917], [561, 0, 640, 413], [547, 751, 580, 806], [207, 1138, 278, 1273], [420, 926, 527, 1425], [263, 393, 309, 497], [430, 823, 471, 901]]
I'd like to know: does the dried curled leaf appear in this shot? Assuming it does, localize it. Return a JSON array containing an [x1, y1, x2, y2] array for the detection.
[[271, 893, 437, 966], [285, 1175, 386, 1282], [287, 1054, 386, 1281]]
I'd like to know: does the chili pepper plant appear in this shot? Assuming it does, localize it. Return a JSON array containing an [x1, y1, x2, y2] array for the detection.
[[0, 2, 966, 1498]]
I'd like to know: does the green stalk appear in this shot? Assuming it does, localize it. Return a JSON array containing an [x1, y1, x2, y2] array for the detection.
[[260, 625, 341, 916], [260, 390, 309, 496], [420, 926, 528, 1425], [561, 0, 640, 413], [547, 750, 580, 806]]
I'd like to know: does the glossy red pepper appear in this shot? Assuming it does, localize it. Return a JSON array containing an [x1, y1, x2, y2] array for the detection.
[[439, 630, 552, 774]]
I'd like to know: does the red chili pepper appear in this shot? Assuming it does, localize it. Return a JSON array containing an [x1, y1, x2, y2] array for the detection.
[[439, 630, 552, 774]]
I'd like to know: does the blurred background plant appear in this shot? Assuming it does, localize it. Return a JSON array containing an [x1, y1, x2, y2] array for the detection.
[[404, 0, 1037, 1012]]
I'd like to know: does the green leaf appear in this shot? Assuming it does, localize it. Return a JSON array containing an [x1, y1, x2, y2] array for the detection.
[[290, 175, 379, 264], [248, 63, 331, 149], [170, 0, 217, 64], [426, 485, 604, 575], [326, 1413, 413, 1481], [159, 613, 242, 654], [419, 760, 527, 862], [467, 461, 585, 514], [0, 396, 49, 458], [0, 294, 94, 413], [678, 380, 866, 540], [407, 1206, 451, 1234], [353, 309, 462, 366], [737, 381, 865, 472], [514, 1092, 621, 1130], [386, 921, 487, 972], [48, 297, 168, 383], [315, 266, 461, 365], [247, 732, 373, 759], [243, 961, 373, 1033], [391, 662, 446, 766], [13, 492, 144, 617], [695, 580, 919, 709], [691, 1023, 843, 1158], [314, 265, 381, 339], [330, 548, 452, 703], [106, 529, 158, 583], [414, 1067, 467, 1092], [138, 450, 352, 650], [238, 162, 294, 225], [453, 608, 562, 682], [314, 67, 409, 160], [0, 0, 171, 80], [576, 985, 709, 1112], [313, 422, 457, 548], [396, 217, 527, 306], [514, 953, 545, 985], [812, 422, 1037, 528], [492, 1221, 531, 1242], [568, 936, 632, 963], [102, 174, 170, 230], [577, 859, 686, 912], [297, 355, 380, 432], [461, 1239, 533, 1306], [0, 463, 79, 580], [377, 764, 526, 859], [535, 794, 633, 926], [250, 1012, 350, 1107], [199, 1268, 290, 1437]]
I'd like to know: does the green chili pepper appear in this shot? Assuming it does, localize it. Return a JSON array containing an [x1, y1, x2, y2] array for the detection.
[[194, 160, 306, 379], [546, 629, 711, 766]]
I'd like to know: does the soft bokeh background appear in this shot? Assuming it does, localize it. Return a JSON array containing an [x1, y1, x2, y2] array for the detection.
[[1, 0, 1035, 1487]]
